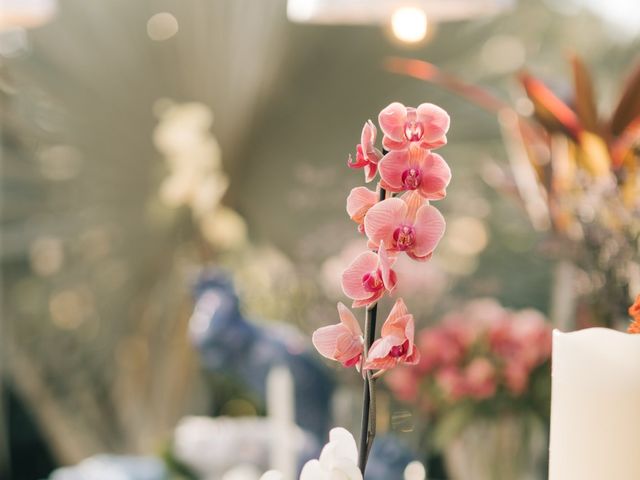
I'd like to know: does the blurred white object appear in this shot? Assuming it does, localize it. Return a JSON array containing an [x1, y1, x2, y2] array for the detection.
[[173, 416, 317, 479], [49, 455, 165, 480], [299, 428, 362, 480], [267, 367, 296, 480], [0, 0, 57, 29], [260, 471, 285, 480], [154, 101, 248, 250], [287, 0, 513, 24], [403, 461, 426, 480], [222, 464, 263, 480], [549, 329, 640, 480]]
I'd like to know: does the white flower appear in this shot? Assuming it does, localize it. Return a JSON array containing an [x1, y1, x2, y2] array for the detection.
[[259, 471, 284, 480], [299, 428, 362, 480]]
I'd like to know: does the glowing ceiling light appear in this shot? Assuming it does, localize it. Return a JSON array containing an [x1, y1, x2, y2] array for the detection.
[[0, 0, 57, 30], [391, 7, 428, 43]]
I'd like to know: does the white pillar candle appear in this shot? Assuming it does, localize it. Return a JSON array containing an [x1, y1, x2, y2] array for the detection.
[[549, 328, 640, 480]]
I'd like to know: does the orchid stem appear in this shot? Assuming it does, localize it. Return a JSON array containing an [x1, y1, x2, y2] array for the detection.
[[358, 304, 378, 473], [358, 185, 386, 474]]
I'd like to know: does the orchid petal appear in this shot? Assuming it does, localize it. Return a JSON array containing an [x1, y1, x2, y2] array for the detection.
[[346, 187, 377, 223], [300, 460, 324, 480], [329, 427, 359, 465], [312, 324, 349, 359], [378, 150, 410, 192], [401, 190, 426, 222], [341, 251, 379, 300], [364, 197, 406, 248], [382, 136, 408, 151], [412, 204, 446, 258], [337, 302, 363, 337], [378, 102, 408, 142], [419, 153, 451, 200], [422, 134, 447, 150], [364, 162, 378, 182], [378, 241, 397, 292], [416, 102, 450, 143]]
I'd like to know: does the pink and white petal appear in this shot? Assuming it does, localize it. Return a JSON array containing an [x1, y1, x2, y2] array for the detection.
[[337, 302, 364, 337], [361, 120, 376, 148], [416, 103, 450, 143], [341, 251, 379, 300], [378, 102, 407, 142], [419, 153, 451, 199], [346, 187, 377, 221], [378, 242, 397, 292], [421, 134, 447, 150], [382, 136, 409, 151], [362, 121, 382, 164], [369, 147, 383, 164], [364, 336, 405, 370], [364, 162, 377, 182], [347, 153, 368, 169], [419, 188, 447, 201], [404, 313, 416, 346], [404, 347, 421, 365], [412, 204, 446, 258], [334, 331, 364, 364], [378, 150, 410, 192], [365, 356, 398, 371], [352, 290, 383, 308], [364, 197, 406, 246], [312, 324, 347, 360], [401, 190, 427, 222], [381, 301, 411, 337], [407, 251, 433, 262]]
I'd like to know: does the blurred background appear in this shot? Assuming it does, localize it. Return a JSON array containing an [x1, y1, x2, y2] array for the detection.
[[1, 0, 639, 479]]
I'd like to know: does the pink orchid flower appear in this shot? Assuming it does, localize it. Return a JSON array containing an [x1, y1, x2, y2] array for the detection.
[[348, 120, 383, 182], [379, 145, 451, 199], [346, 186, 378, 233], [341, 241, 397, 308], [378, 102, 450, 151], [363, 191, 446, 261], [312, 303, 364, 368], [379, 145, 451, 200], [364, 298, 420, 370]]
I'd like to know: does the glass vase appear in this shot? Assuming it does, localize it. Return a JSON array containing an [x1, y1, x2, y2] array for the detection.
[[443, 414, 546, 480]]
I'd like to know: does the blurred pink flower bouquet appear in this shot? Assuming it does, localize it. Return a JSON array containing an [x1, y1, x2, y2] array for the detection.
[[311, 102, 452, 473], [386, 299, 552, 446]]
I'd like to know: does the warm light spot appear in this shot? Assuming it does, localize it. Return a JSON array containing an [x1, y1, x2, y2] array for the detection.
[[391, 7, 427, 44], [147, 12, 178, 41], [447, 217, 489, 256], [49, 288, 93, 330], [29, 236, 64, 276], [404, 461, 426, 480]]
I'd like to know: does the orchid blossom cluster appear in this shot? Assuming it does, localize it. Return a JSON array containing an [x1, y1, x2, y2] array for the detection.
[[312, 102, 451, 375]]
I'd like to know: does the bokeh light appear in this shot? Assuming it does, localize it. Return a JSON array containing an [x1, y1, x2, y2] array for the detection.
[[390, 7, 428, 44], [147, 12, 179, 41]]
